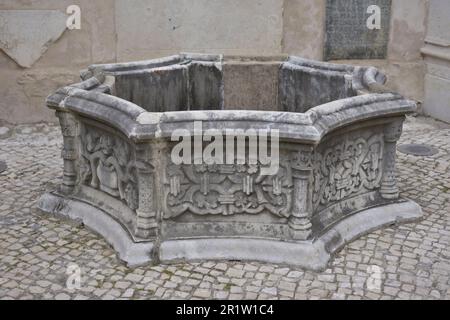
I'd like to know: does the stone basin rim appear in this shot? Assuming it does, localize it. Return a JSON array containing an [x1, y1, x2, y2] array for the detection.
[[46, 53, 417, 142], [48, 89, 416, 143]]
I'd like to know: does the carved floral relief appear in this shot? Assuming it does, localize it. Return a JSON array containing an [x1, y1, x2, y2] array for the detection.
[[78, 125, 139, 210], [311, 133, 384, 209], [164, 161, 293, 218]]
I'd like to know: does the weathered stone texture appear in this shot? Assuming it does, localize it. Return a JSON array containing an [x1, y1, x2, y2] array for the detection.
[[425, 0, 450, 45], [324, 0, 392, 60], [0, 0, 431, 123], [282, 0, 326, 60], [0, 0, 116, 124], [388, 0, 428, 62], [114, 0, 284, 61], [116, 67, 189, 112], [422, 0, 450, 123], [328, 0, 428, 102], [279, 63, 354, 112], [0, 10, 67, 68], [223, 62, 281, 111], [188, 63, 223, 111]]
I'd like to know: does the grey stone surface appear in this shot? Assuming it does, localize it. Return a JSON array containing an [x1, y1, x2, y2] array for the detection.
[[0, 116, 448, 300], [223, 61, 281, 111], [279, 60, 354, 112], [38, 194, 421, 270], [422, 0, 450, 124], [38, 193, 154, 267], [114, 0, 283, 60], [423, 72, 450, 124], [159, 201, 421, 271], [188, 62, 223, 111], [0, 10, 67, 68], [324, 0, 391, 60], [37, 54, 420, 270], [425, 0, 450, 46], [0, 127, 11, 139], [115, 65, 188, 113]]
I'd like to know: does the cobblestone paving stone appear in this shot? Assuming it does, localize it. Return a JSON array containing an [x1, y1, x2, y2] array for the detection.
[[0, 116, 449, 300]]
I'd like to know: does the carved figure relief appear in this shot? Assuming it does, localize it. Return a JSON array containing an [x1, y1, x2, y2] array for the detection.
[[164, 162, 293, 218], [79, 125, 139, 210], [312, 134, 384, 209]]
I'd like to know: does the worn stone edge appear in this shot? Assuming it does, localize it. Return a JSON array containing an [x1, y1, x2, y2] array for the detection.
[[37, 192, 154, 267], [37, 192, 422, 271]]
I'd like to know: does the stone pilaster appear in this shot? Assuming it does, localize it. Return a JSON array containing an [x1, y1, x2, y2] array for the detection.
[[380, 118, 404, 200], [134, 143, 158, 239], [289, 147, 313, 240], [56, 111, 78, 195]]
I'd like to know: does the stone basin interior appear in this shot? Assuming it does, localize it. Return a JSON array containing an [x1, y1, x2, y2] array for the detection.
[[110, 56, 356, 113]]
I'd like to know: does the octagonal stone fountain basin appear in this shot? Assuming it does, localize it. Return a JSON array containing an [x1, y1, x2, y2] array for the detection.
[[39, 53, 422, 270]]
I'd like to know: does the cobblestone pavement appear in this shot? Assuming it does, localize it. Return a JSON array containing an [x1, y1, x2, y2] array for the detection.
[[0, 116, 449, 300]]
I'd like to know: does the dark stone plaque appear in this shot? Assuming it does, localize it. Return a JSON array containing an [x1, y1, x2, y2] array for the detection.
[[324, 0, 391, 60]]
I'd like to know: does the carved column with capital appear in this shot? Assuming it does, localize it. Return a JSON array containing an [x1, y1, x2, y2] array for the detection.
[[380, 118, 404, 200], [134, 143, 158, 239], [289, 146, 314, 240], [56, 111, 79, 195]]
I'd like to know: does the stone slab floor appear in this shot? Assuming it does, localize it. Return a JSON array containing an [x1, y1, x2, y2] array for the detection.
[[0, 116, 449, 300]]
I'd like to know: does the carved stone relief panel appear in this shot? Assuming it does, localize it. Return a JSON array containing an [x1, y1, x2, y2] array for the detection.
[[164, 160, 294, 219], [78, 124, 139, 211], [312, 132, 384, 211]]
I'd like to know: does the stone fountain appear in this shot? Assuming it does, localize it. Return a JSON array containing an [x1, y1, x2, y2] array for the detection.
[[39, 53, 422, 270]]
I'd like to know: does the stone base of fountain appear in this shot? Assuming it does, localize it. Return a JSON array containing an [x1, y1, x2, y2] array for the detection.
[[40, 192, 420, 270]]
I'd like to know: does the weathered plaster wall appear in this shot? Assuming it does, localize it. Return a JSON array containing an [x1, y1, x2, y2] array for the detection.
[[115, 0, 283, 60], [282, 0, 326, 60], [329, 0, 428, 105], [0, 0, 429, 124], [422, 0, 450, 123], [0, 0, 116, 124]]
